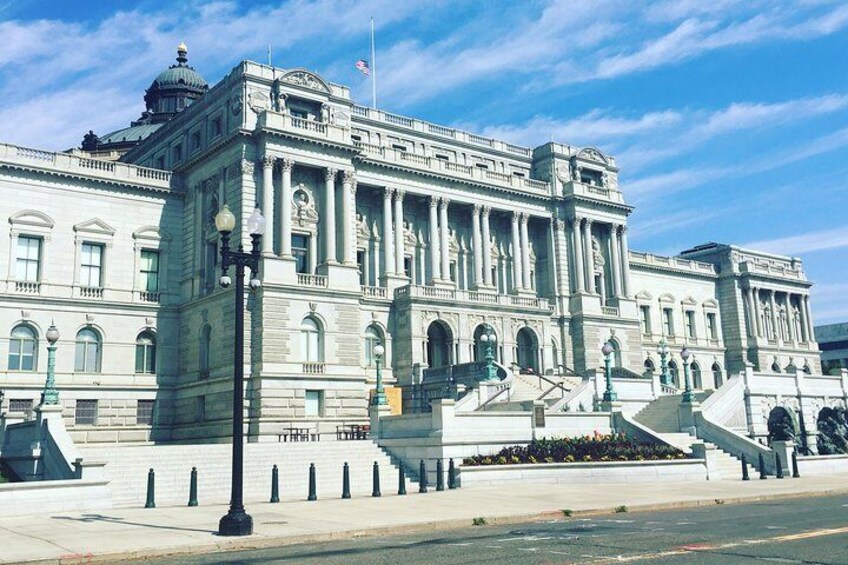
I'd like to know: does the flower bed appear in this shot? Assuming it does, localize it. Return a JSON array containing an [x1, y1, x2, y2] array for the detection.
[[463, 433, 686, 466]]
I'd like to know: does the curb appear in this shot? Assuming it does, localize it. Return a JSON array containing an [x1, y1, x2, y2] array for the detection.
[[12, 487, 848, 565]]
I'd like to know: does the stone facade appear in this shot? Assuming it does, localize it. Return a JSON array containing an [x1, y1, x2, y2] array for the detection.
[[0, 55, 821, 443]]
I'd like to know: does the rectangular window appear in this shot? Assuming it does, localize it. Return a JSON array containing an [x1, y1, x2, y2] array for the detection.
[[75, 400, 98, 426], [435, 154, 449, 161], [351, 134, 362, 143], [16, 236, 41, 282], [172, 144, 182, 163], [663, 308, 674, 336], [474, 163, 489, 170], [211, 117, 222, 138], [685, 311, 696, 338], [707, 312, 718, 340], [190, 131, 201, 152], [404, 256, 413, 278], [137, 400, 155, 426], [9, 399, 33, 416], [292, 234, 309, 274], [291, 108, 308, 119], [196, 396, 206, 422], [449, 261, 457, 282], [155, 155, 165, 169], [305, 390, 324, 417], [391, 144, 408, 152], [140, 250, 160, 292], [204, 241, 218, 292], [80, 243, 103, 287], [640, 306, 651, 334]]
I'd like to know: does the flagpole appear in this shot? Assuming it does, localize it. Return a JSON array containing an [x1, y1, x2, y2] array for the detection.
[[370, 16, 377, 109]]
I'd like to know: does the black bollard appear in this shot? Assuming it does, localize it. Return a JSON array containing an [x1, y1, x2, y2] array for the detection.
[[145, 468, 155, 508], [308, 462, 317, 501], [342, 462, 351, 499], [775, 453, 784, 479], [741, 453, 750, 481], [397, 464, 407, 496], [448, 458, 458, 489], [758, 453, 767, 480], [372, 461, 382, 497], [436, 459, 445, 491], [270, 464, 280, 503], [188, 466, 198, 507], [792, 451, 801, 478], [419, 459, 428, 493]]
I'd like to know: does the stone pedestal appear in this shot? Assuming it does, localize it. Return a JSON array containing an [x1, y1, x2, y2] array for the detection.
[[317, 262, 360, 291], [690, 441, 719, 480], [599, 399, 623, 413], [771, 440, 795, 477], [369, 403, 393, 440], [262, 256, 297, 285], [382, 274, 409, 295], [678, 400, 701, 435]]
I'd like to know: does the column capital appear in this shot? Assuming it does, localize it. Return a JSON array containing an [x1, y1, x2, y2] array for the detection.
[[519, 212, 529, 224], [394, 189, 406, 202], [280, 158, 294, 173], [384, 186, 395, 199], [481, 205, 491, 217], [429, 195, 439, 208], [350, 181, 358, 196], [512, 210, 520, 222], [473, 203, 482, 215], [438, 196, 450, 208], [584, 217, 593, 228], [262, 155, 275, 168], [554, 218, 565, 232], [324, 167, 338, 181], [342, 169, 356, 184], [619, 224, 628, 234]]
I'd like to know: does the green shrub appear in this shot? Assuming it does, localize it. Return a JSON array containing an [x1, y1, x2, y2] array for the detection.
[[562, 509, 573, 517], [614, 505, 628, 513], [472, 517, 487, 526], [462, 433, 686, 466]]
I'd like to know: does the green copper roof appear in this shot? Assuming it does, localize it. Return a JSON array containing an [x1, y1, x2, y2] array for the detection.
[[152, 65, 207, 90], [100, 123, 162, 145]]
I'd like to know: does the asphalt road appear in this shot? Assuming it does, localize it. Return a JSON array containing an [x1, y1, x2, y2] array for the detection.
[[140, 494, 848, 564]]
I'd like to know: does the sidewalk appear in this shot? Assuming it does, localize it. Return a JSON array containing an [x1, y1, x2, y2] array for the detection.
[[2, 474, 848, 564]]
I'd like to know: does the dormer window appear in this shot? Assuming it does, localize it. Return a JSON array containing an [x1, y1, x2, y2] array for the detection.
[[580, 168, 602, 186]]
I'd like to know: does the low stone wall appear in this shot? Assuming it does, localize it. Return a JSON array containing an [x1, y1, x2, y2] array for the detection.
[[797, 454, 848, 475], [459, 459, 707, 487], [0, 479, 111, 516]]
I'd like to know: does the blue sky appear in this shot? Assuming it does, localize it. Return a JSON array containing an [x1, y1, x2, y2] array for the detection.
[[1, 0, 847, 323]]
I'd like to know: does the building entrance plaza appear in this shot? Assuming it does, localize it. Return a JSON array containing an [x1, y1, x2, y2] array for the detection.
[[1, 47, 846, 512]]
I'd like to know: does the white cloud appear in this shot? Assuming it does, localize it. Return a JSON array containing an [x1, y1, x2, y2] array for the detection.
[[810, 283, 848, 325], [744, 226, 848, 256]]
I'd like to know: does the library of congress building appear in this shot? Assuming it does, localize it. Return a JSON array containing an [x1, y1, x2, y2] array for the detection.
[[0, 45, 820, 443]]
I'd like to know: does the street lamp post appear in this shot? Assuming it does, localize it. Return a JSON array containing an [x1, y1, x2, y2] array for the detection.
[[215, 204, 264, 537], [601, 341, 617, 402], [479, 324, 498, 382], [372, 343, 386, 406], [40, 323, 60, 405], [656, 338, 670, 386], [680, 347, 694, 403]]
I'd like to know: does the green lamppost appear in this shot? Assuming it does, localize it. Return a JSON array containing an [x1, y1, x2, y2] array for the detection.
[[40, 323, 60, 405], [681, 346, 694, 403], [479, 324, 498, 382], [601, 340, 617, 402], [656, 338, 670, 386], [372, 342, 387, 405]]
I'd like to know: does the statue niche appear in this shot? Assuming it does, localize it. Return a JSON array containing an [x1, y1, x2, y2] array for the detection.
[[816, 406, 848, 455], [767, 406, 799, 443]]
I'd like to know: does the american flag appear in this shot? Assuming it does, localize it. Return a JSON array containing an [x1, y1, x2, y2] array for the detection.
[[355, 59, 370, 76]]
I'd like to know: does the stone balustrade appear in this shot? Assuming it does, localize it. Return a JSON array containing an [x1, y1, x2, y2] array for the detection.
[[393, 284, 551, 311]]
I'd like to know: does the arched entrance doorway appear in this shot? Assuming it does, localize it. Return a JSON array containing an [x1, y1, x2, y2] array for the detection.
[[516, 327, 539, 373], [427, 321, 453, 368], [473, 324, 498, 363]]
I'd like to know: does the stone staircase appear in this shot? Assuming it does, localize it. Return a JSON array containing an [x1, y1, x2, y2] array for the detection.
[[482, 372, 577, 411], [81, 440, 417, 508], [634, 393, 755, 480]]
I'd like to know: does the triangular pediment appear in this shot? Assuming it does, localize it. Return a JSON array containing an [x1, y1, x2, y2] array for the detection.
[[74, 218, 115, 235]]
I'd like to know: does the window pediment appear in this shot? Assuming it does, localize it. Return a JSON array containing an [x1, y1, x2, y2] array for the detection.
[[10, 210, 54, 230], [74, 218, 115, 236], [280, 69, 331, 94]]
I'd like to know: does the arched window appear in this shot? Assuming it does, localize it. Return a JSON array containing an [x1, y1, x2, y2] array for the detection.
[[363, 325, 382, 367], [426, 321, 452, 368], [607, 340, 623, 368], [472, 325, 499, 364], [516, 327, 540, 373], [643, 358, 656, 377], [668, 360, 679, 388], [712, 362, 723, 387], [8, 324, 37, 371], [199, 324, 211, 378], [691, 362, 702, 389], [75, 328, 101, 373], [301, 317, 323, 362], [135, 331, 156, 374]]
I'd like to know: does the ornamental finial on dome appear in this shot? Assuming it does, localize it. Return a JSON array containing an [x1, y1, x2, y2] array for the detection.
[[176, 42, 188, 65]]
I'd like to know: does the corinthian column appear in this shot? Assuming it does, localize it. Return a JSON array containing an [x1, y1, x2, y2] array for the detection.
[[619, 225, 631, 297], [804, 295, 815, 342], [520, 213, 531, 290], [482, 206, 493, 286], [799, 294, 809, 342], [511, 212, 522, 292], [572, 219, 585, 293], [341, 170, 356, 265], [382, 188, 395, 278], [583, 218, 594, 292], [323, 168, 337, 264], [471, 205, 483, 287], [261, 156, 275, 254], [610, 224, 622, 297], [280, 159, 293, 257], [439, 198, 450, 282], [429, 196, 440, 282], [394, 190, 405, 276]]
